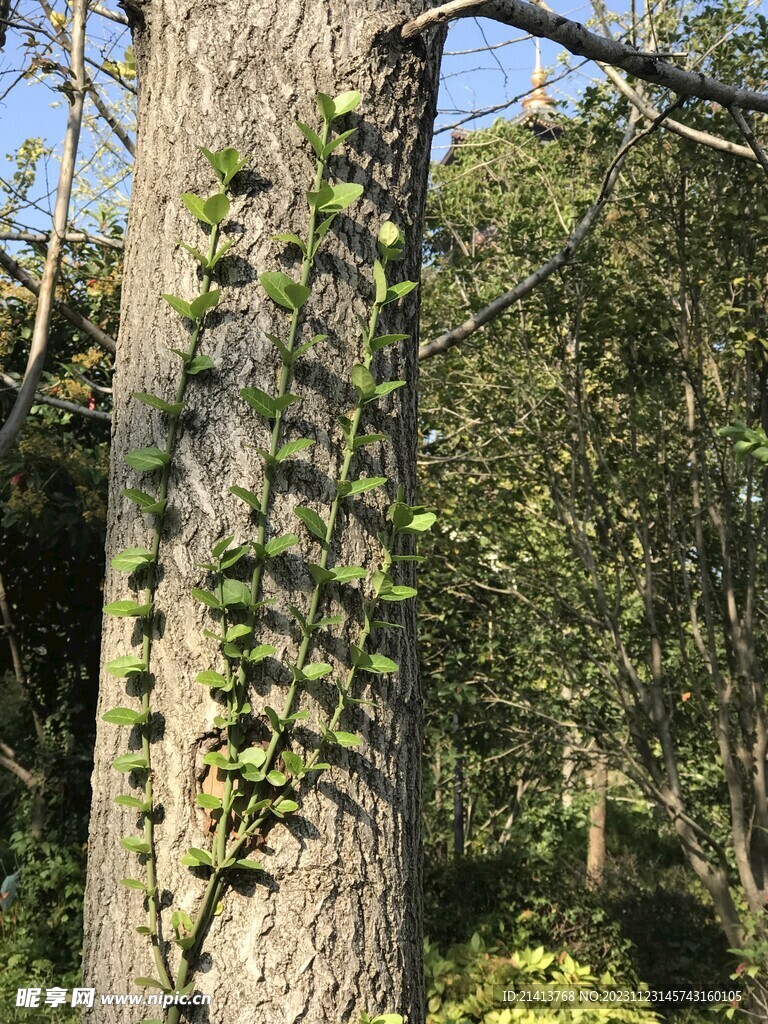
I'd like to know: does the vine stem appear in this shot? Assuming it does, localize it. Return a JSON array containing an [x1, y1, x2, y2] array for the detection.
[[168, 124, 334, 1023], [133, 187, 225, 992], [251, 273, 388, 788]]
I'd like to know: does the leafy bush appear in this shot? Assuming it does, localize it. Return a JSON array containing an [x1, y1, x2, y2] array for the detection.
[[425, 933, 660, 1024]]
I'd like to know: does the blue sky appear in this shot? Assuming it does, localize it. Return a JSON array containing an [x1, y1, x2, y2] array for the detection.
[[0, 0, 763, 228]]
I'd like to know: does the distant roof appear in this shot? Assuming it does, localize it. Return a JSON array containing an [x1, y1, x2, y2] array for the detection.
[[439, 51, 563, 166]]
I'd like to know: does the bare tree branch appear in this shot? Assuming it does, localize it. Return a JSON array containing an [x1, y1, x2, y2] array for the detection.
[[0, 0, 89, 456], [88, 1, 129, 26], [0, 744, 38, 788], [603, 64, 757, 163], [0, 572, 45, 748], [0, 230, 123, 250], [728, 105, 768, 174], [87, 80, 136, 157], [0, 371, 112, 422], [419, 103, 680, 360], [0, 247, 117, 354], [402, 0, 768, 114]]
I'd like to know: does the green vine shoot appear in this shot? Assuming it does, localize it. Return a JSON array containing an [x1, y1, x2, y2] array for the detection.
[[102, 90, 433, 1023]]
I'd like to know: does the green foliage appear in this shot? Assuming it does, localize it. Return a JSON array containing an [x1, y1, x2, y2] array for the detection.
[[425, 933, 660, 1024]]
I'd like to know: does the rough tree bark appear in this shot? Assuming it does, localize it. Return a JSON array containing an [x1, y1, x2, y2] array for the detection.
[[83, 3, 443, 1021]]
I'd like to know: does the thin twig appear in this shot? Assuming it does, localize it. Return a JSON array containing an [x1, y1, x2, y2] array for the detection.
[[0, 0, 89, 457], [0, 371, 111, 422], [728, 105, 768, 174]]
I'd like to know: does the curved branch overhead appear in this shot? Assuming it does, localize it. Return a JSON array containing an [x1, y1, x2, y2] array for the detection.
[[403, 0, 768, 114]]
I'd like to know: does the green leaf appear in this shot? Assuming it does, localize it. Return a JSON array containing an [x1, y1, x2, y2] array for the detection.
[[119, 878, 147, 890], [383, 280, 418, 305], [334, 731, 361, 748], [103, 707, 142, 726], [351, 363, 376, 400], [265, 533, 299, 558], [195, 670, 230, 689], [190, 290, 221, 319], [294, 333, 328, 359], [136, 978, 169, 992], [202, 751, 229, 769], [230, 858, 263, 871], [208, 238, 235, 268], [121, 837, 150, 855], [191, 588, 222, 609], [373, 381, 406, 399], [186, 354, 214, 375], [260, 271, 310, 311], [219, 543, 249, 569], [316, 183, 364, 213], [114, 795, 146, 809], [370, 333, 408, 351], [275, 438, 314, 462], [229, 485, 262, 510], [203, 193, 230, 225], [177, 241, 210, 267], [273, 797, 299, 814], [303, 662, 333, 680], [111, 547, 154, 573], [274, 392, 299, 412], [341, 476, 388, 498], [331, 90, 362, 117], [296, 120, 323, 156], [328, 565, 367, 582], [239, 747, 267, 768], [106, 655, 146, 678], [132, 392, 185, 416], [125, 447, 169, 472], [308, 563, 334, 585], [264, 706, 281, 732], [181, 847, 213, 868], [266, 769, 287, 787], [272, 232, 307, 255], [211, 534, 235, 559], [380, 585, 418, 602], [373, 260, 387, 304], [402, 512, 436, 533], [282, 751, 304, 775], [323, 128, 355, 157], [220, 578, 252, 607], [181, 192, 211, 224], [247, 644, 275, 663], [218, 148, 249, 184], [240, 387, 276, 418], [122, 488, 166, 514], [225, 624, 252, 642], [196, 793, 222, 809], [113, 753, 148, 773], [353, 433, 388, 451], [103, 600, 152, 618], [359, 653, 398, 674], [315, 92, 336, 121], [295, 506, 327, 541]]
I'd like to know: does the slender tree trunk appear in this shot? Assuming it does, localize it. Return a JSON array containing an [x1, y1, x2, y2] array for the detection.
[[586, 762, 607, 888], [452, 709, 464, 857], [83, 3, 443, 1021]]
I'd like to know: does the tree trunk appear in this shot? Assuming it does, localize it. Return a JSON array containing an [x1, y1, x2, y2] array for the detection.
[[452, 709, 464, 857], [83, 3, 443, 1021], [586, 762, 607, 889]]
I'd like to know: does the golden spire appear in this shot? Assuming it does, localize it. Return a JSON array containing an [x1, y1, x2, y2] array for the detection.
[[522, 40, 554, 113]]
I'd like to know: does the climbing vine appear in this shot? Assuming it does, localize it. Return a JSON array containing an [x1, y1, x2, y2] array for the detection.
[[102, 90, 432, 1023]]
